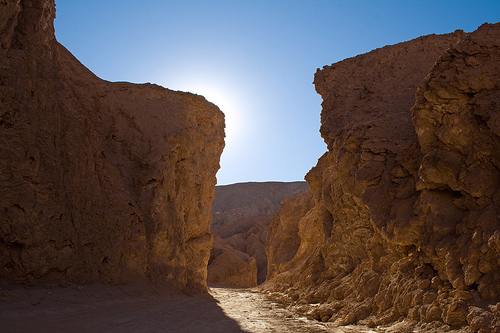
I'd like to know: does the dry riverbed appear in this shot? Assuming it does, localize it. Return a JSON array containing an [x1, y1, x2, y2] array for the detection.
[[0, 282, 431, 332]]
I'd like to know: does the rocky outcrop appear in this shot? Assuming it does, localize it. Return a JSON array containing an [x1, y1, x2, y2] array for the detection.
[[264, 23, 500, 331], [265, 191, 314, 281], [208, 182, 309, 287], [412, 24, 500, 301], [0, 0, 224, 292], [207, 235, 259, 288], [208, 216, 268, 287]]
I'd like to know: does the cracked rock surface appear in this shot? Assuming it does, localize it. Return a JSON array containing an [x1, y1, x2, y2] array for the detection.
[[0, 0, 224, 291], [264, 23, 500, 331]]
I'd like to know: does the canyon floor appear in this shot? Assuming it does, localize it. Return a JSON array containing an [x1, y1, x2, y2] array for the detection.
[[0, 282, 407, 333]]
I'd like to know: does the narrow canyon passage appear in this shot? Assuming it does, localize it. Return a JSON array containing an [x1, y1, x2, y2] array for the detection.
[[0, 283, 374, 332], [210, 287, 340, 332]]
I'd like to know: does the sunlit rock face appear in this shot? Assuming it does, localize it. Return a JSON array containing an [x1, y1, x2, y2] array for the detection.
[[208, 236, 259, 288], [0, 0, 224, 292], [264, 23, 500, 330], [265, 191, 314, 282], [208, 182, 309, 287]]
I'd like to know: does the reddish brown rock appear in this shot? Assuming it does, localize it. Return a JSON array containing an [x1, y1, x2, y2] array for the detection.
[[207, 235, 259, 288], [0, 0, 224, 292], [210, 215, 269, 285], [264, 23, 500, 331], [412, 23, 500, 301], [208, 182, 309, 287], [265, 191, 314, 281], [211, 181, 309, 229]]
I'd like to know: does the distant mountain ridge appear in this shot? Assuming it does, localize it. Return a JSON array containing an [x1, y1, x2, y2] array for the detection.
[[212, 181, 310, 228]]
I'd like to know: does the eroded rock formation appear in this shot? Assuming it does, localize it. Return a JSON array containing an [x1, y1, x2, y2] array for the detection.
[[208, 182, 308, 287], [265, 191, 314, 282], [208, 236, 259, 288], [0, 0, 224, 292], [264, 23, 500, 331]]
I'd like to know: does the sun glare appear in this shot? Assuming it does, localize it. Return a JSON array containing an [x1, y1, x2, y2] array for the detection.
[[162, 72, 248, 159], [193, 85, 243, 150]]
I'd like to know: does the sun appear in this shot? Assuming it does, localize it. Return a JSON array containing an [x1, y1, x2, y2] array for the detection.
[[191, 85, 243, 149], [160, 73, 247, 157]]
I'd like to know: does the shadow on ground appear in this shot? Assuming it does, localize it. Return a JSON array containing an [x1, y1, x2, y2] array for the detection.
[[0, 282, 247, 333]]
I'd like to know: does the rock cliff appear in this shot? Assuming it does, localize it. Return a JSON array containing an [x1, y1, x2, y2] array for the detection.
[[0, 0, 224, 292], [264, 23, 500, 331], [208, 182, 309, 287]]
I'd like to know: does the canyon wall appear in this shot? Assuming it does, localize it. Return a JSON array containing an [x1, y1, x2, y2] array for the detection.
[[264, 23, 500, 331], [208, 182, 308, 287], [0, 0, 224, 292]]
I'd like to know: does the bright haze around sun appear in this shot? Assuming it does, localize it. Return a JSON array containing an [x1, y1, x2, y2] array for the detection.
[[54, 0, 500, 185]]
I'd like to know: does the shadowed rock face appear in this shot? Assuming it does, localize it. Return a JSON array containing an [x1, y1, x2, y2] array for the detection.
[[0, 0, 224, 292], [264, 23, 500, 330], [412, 25, 500, 302]]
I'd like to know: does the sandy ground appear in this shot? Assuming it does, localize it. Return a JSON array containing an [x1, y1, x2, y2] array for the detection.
[[0, 282, 381, 332]]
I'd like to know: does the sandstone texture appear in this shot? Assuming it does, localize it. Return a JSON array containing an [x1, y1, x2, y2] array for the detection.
[[264, 23, 500, 331], [265, 191, 314, 282], [208, 182, 308, 287], [0, 0, 224, 292]]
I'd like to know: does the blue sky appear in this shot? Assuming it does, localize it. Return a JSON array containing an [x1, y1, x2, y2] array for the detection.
[[54, 1, 500, 185]]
